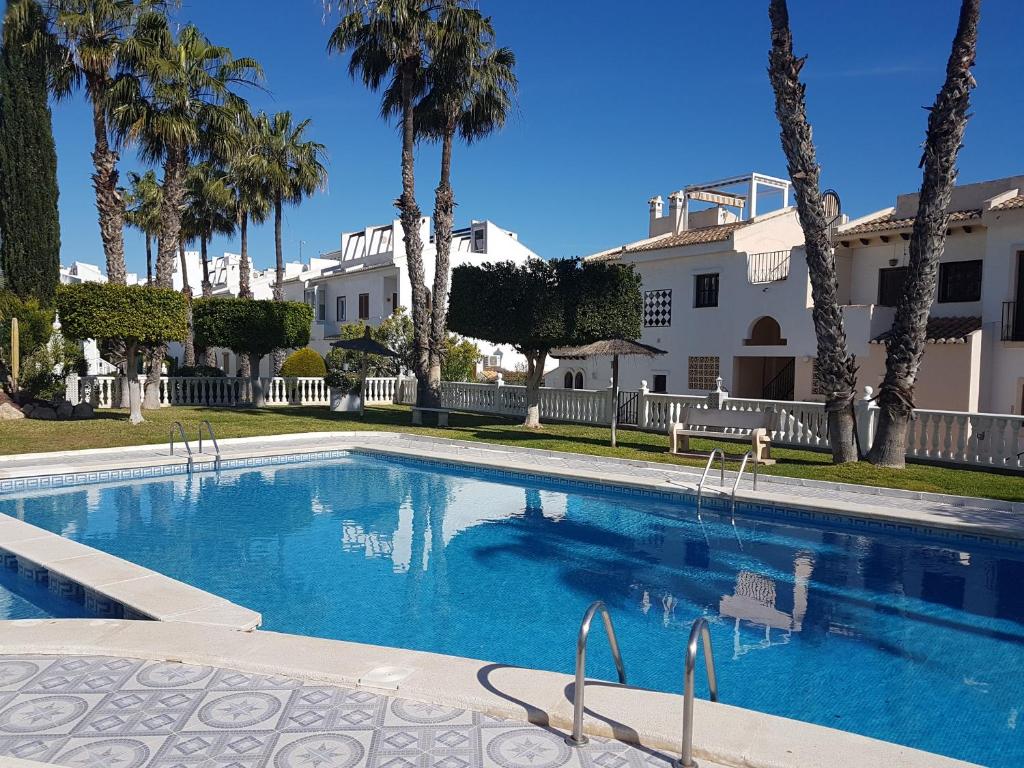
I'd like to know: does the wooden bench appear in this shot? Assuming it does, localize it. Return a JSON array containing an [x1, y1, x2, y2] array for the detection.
[[669, 406, 775, 464], [411, 406, 450, 427]]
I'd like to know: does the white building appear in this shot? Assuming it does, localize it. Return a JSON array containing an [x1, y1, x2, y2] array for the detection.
[[546, 172, 1024, 415], [281, 217, 547, 374]]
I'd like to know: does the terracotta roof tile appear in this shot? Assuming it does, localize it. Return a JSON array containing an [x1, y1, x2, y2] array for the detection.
[[870, 315, 981, 345], [992, 194, 1024, 211], [587, 220, 751, 262], [840, 209, 982, 237]]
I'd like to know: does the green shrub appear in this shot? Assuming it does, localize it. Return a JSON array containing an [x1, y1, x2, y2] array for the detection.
[[57, 283, 188, 346], [280, 347, 326, 378], [0, 291, 54, 386], [18, 331, 83, 400], [193, 298, 312, 362]]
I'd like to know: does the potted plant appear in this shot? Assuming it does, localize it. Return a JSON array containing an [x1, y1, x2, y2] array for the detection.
[[326, 368, 362, 412]]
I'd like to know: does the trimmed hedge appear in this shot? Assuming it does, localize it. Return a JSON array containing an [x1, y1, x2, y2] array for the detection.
[[280, 347, 326, 378], [56, 283, 188, 345], [193, 298, 312, 359]]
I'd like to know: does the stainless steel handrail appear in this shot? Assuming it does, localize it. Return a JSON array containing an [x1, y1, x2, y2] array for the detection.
[[730, 451, 758, 512], [565, 601, 627, 747], [169, 421, 193, 473], [695, 449, 726, 509], [198, 420, 221, 471], [677, 618, 718, 768]]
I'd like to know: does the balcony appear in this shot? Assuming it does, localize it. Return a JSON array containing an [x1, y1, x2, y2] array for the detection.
[[1002, 301, 1024, 341], [747, 250, 791, 284]]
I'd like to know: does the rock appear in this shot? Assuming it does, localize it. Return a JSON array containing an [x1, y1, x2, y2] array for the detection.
[[20, 402, 35, 416], [71, 402, 94, 420], [56, 401, 74, 420], [0, 402, 24, 420], [31, 406, 57, 421]]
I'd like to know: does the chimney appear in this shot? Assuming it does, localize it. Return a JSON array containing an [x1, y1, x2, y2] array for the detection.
[[668, 191, 686, 233], [648, 195, 663, 237]]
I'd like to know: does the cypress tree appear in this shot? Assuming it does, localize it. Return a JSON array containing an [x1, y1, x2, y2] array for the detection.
[[0, 0, 60, 304]]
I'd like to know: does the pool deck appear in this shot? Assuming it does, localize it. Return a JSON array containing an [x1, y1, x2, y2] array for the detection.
[[0, 432, 1005, 768], [0, 620, 976, 768]]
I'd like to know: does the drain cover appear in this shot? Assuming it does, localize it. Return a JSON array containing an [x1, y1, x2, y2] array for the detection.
[[359, 666, 415, 690]]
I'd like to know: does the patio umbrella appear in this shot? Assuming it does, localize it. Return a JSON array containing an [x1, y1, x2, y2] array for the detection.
[[551, 339, 667, 447], [330, 327, 400, 415]]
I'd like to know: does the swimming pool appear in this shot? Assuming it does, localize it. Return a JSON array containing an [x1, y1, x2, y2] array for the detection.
[[1, 452, 1020, 766], [0, 564, 92, 621]]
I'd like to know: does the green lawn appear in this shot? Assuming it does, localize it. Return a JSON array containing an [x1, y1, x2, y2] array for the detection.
[[3, 404, 1022, 501]]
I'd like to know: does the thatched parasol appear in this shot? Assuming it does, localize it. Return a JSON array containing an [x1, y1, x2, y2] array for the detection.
[[331, 326, 400, 415], [551, 339, 666, 447]]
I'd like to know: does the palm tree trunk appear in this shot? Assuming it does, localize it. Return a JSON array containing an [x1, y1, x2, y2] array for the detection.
[[145, 234, 153, 285], [200, 235, 215, 367], [179, 241, 196, 368], [238, 211, 252, 380], [868, 0, 979, 468], [87, 75, 126, 286], [768, 0, 858, 463], [427, 125, 456, 407], [145, 145, 187, 408], [272, 195, 285, 375], [239, 211, 252, 298], [397, 57, 430, 407]]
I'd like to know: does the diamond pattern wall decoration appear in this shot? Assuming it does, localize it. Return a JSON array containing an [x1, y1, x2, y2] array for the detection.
[[643, 290, 672, 327]]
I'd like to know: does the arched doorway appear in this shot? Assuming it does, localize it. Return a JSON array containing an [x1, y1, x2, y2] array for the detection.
[[746, 316, 786, 346]]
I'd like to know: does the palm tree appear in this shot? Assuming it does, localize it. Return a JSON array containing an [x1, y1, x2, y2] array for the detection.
[[111, 13, 260, 404], [9, 0, 164, 285], [124, 169, 161, 284], [416, 2, 515, 401], [183, 162, 235, 299], [111, 14, 261, 289], [182, 162, 234, 366], [867, 0, 980, 467], [328, 0, 439, 404], [254, 110, 327, 373], [766, 0, 858, 463]]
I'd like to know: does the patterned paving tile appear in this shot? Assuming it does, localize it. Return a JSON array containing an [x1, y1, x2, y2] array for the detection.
[[0, 655, 675, 768]]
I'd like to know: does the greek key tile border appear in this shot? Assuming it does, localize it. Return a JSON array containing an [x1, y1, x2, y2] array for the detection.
[[0, 450, 351, 496]]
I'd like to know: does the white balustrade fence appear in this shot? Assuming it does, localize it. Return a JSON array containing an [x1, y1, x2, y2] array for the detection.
[[73, 374, 1023, 471]]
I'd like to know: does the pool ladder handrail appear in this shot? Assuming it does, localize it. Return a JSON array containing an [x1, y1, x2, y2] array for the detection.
[[565, 601, 627, 747], [695, 449, 726, 509], [729, 451, 758, 511], [198, 420, 221, 471], [677, 617, 719, 768], [169, 421, 193, 474]]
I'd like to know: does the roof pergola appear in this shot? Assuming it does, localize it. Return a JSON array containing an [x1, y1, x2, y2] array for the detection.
[[551, 339, 667, 447]]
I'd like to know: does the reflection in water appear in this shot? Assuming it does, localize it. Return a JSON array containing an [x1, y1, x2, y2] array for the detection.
[[2, 455, 1023, 767]]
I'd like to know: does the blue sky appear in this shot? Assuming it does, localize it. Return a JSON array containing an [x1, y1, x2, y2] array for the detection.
[[32, 0, 1024, 277]]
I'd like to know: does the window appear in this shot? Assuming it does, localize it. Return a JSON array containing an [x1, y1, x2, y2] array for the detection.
[[318, 295, 326, 323], [688, 356, 719, 390], [392, 292, 399, 313], [472, 227, 486, 253], [694, 273, 719, 308], [358, 293, 370, 320], [938, 260, 982, 303], [574, 372, 584, 389], [653, 374, 667, 393], [877, 267, 908, 307], [336, 296, 346, 322], [563, 372, 573, 389], [304, 288, 324, 322], [644, 289, 672, 327]]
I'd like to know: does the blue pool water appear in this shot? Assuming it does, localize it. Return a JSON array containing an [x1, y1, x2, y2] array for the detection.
[[0, 566, 91, 620], [1, 453, 1022, 765]]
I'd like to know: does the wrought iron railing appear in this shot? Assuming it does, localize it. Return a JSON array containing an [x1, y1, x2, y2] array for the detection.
[[1002, 301, 1024, 341], [747, 250, 791, 284]]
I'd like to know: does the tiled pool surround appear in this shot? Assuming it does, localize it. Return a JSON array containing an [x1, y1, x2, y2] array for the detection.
[[0, 621, 975, 768]]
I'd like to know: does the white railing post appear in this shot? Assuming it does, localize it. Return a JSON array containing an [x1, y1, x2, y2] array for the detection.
[[855, 386, 877, 454], [708, 376, 728, 410], [65, 373, 80, 405], [638, 380, 650, 430]]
